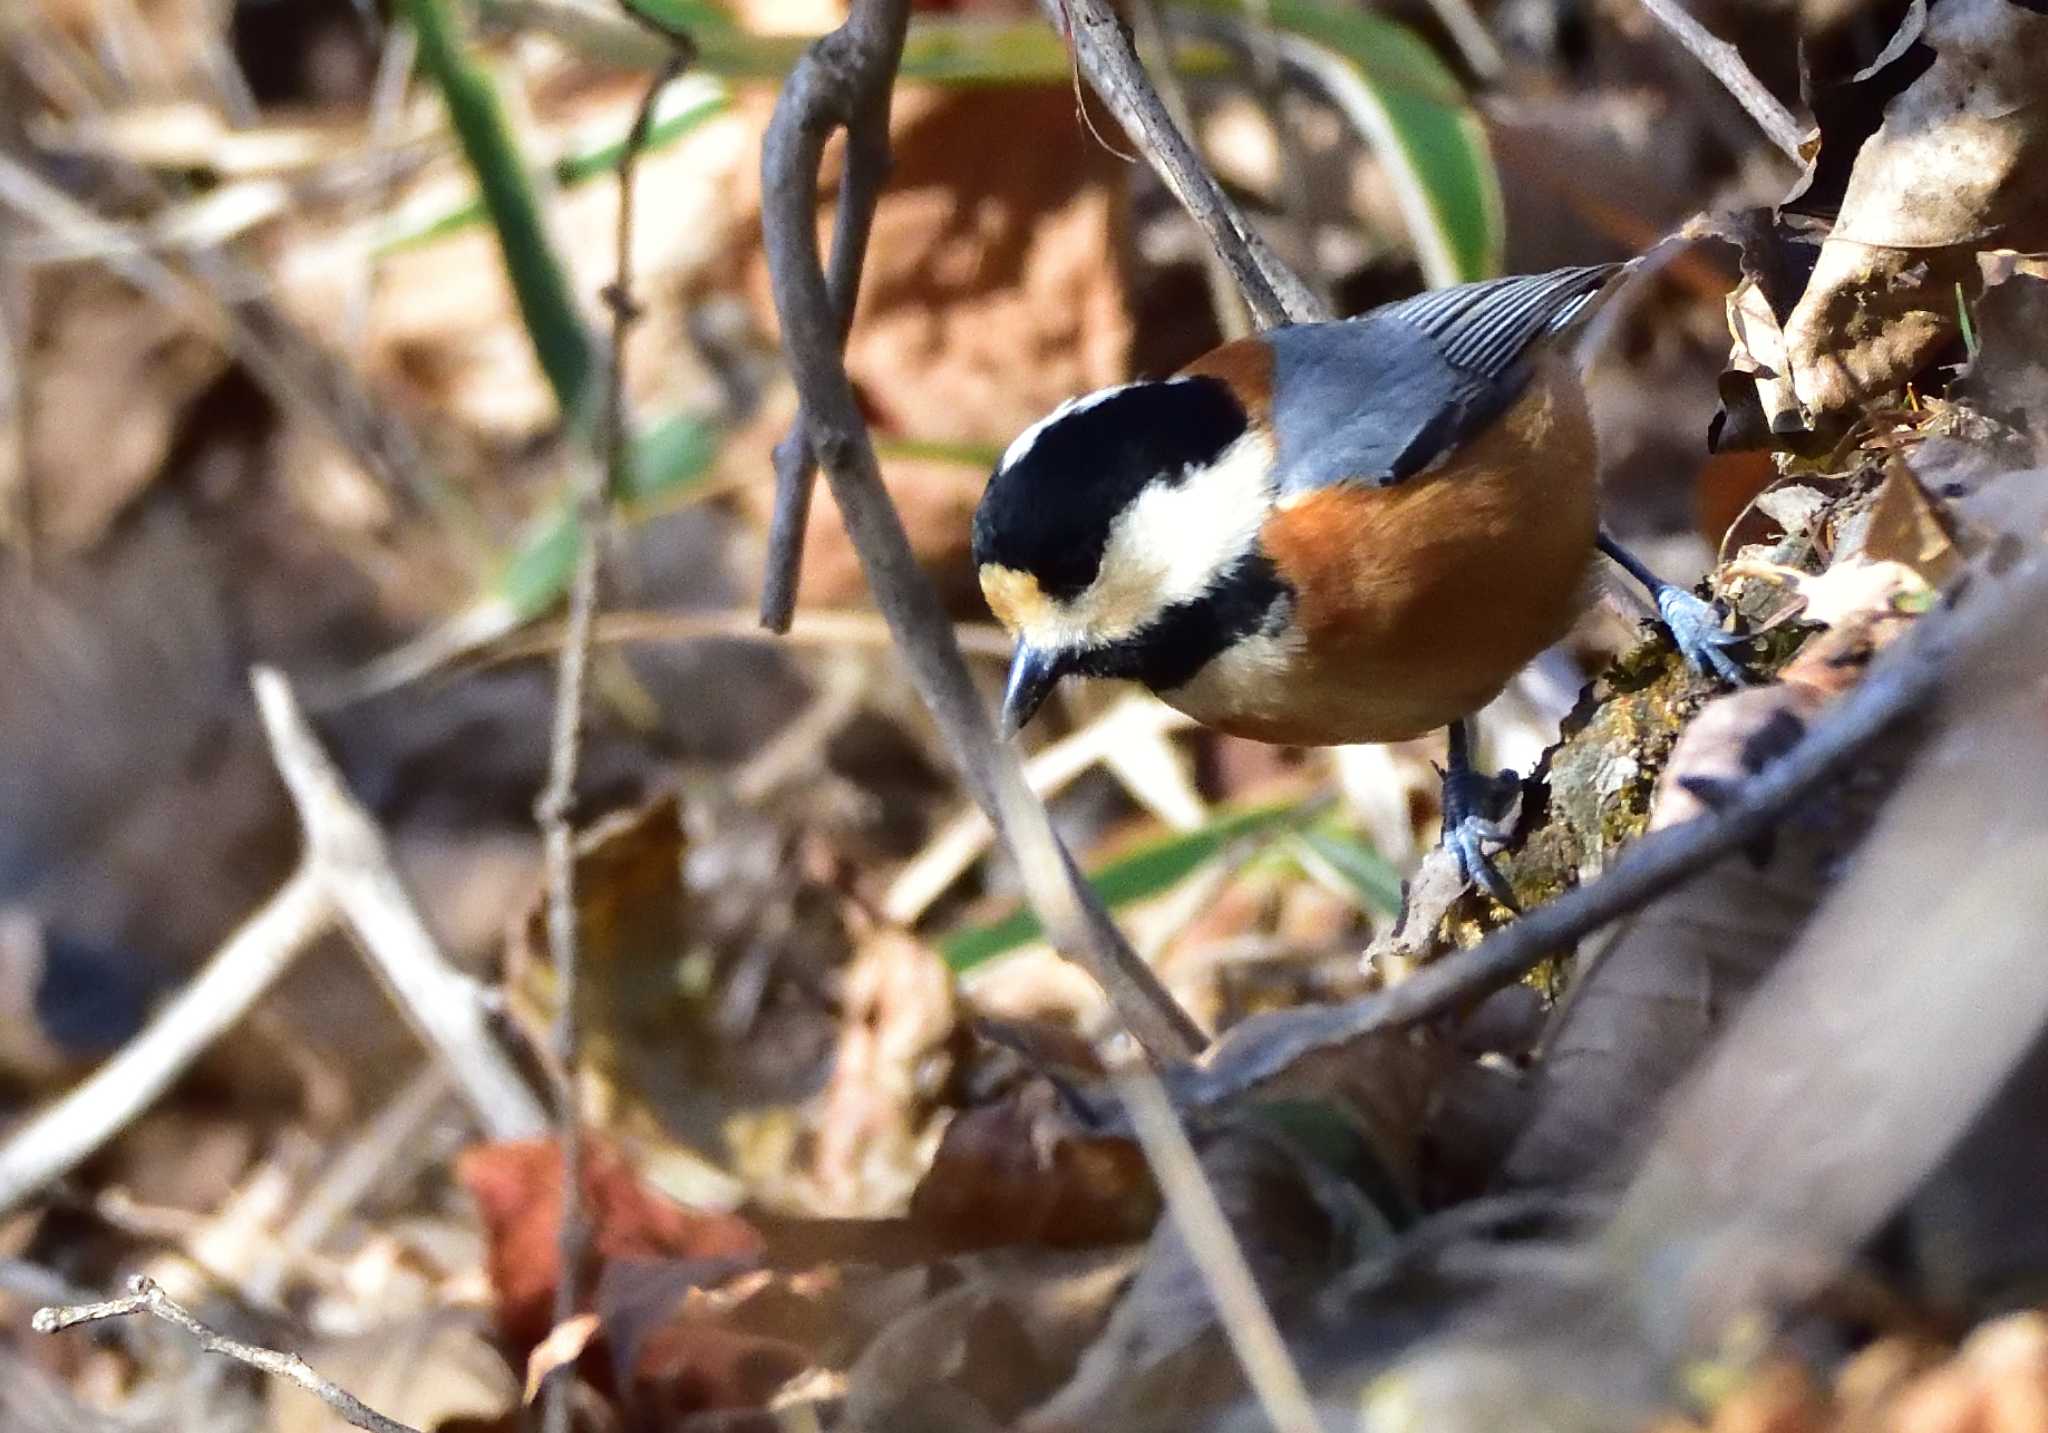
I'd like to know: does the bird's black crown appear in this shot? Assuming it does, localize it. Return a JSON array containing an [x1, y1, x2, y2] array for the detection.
[[971, 376, 1250, 600]]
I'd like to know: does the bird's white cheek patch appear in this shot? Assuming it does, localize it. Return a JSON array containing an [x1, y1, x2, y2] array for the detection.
[[1070, 427, 1278, 642]]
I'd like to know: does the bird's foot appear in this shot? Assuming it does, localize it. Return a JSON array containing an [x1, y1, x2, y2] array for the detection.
[[1440, 760, 1523, 911], [1655, 585, 1756, 687]]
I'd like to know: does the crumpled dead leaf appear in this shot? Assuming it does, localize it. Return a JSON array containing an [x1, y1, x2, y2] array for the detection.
[[593, 1257, 838, 1423], [456, 1134, 764, 1350], [1018, 1109, 1394, 1433], [908, 1078, 1161, 1252], [842, 1249, 1139, 1433], [1713, 0, 2048, 440], [1784, 0, 2048, 420]]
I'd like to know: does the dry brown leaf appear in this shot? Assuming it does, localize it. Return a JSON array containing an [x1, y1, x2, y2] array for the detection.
[[506, 792, 851, 1206], [456, 1134, 764, 1351], [288, 76, 758, 445], [843, 1250, 1138, 1433], [1849, 461, 1960, 584], [729, 87, 1133, 610], [22, 273, 226, 553], [1725, 276, 1805, 440], [589, 1257, 846, 1422], [1722, 557, 1929, 632], [626, 1310, 813, 1421], [806, 930, 956, 1216], [909, 1079, 1161, 1251], [1018, 1115, 1376, 1433]]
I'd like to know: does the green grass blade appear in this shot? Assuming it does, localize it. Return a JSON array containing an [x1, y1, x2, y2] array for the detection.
[[379, 76, 731, 254], [486, 2, 1230, 84], [1293, 828, 1404, 916], [498, 413, 723, 621], [940, 803, 1305, 972], [873, 436, 1006, 469], [1173, 0, 1504, 284], [401, 0, 597, 414]]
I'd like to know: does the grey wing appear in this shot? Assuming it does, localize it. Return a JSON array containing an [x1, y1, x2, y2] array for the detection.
[[1266, 264, 1627, 493]]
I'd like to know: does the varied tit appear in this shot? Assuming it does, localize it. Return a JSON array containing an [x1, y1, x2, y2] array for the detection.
[[971, 262, 1752, 904]]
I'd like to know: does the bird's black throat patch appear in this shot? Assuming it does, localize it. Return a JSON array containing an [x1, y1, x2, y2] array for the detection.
[[1074, 551, 1292, 693], [972, 376, 1250, 600]]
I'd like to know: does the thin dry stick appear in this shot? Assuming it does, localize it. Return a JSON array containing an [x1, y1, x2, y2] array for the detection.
[[1636, 0, 1805, 163], [1125, 0, 1253, 340], [533, 29, 691, 1433], [0, 869, 333, 1218], [34, 1276, 420, 1433], [1159, 587, 1963, 1112], [1117, 1072, 1327, 1433], [491, 607, 1018, 664], [249, 1065, 457, 1307], [762, 0, 1205, 1060], [1039, 0, 1327, 328], [756, 0, 901, 633], [251, 668, 548, 1139], [0, 154, 450, 526]]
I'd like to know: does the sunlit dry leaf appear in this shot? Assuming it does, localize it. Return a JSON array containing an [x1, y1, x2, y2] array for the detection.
[[1723, 556, 1929, 632], [271, 1314, 518, 1433], [1852, 462, 1960, 584], [1888, 1313, 2048, 1433], [1723, 276, 1804, 442], [522, 1311, 601, 1404]]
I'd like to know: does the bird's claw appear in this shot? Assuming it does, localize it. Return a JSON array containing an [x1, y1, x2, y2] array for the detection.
[[1440, 762, 1522, 910], [1655, 585, 1756, 687]]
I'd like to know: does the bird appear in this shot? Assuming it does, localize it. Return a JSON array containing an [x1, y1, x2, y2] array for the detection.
[[971, 262, 1752, 905]]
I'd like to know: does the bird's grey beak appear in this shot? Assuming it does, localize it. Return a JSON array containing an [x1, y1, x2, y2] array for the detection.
[[1001, 643, 1063, 736]]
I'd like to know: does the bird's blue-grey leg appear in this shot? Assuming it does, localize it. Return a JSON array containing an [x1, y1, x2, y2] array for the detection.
[[1597, 530, 1754, 685], [1440, 718, 1521, 910]]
